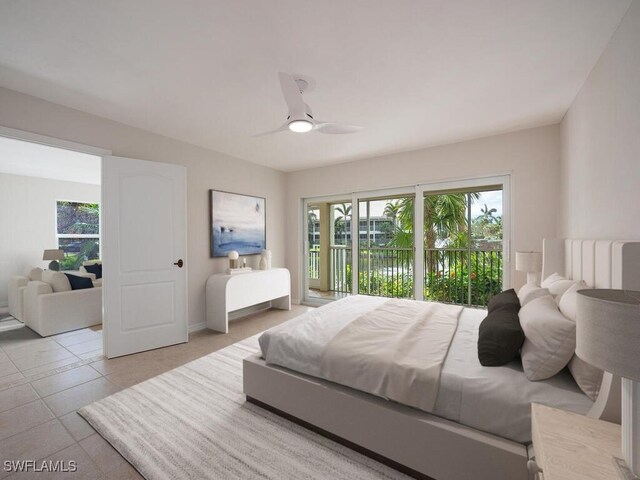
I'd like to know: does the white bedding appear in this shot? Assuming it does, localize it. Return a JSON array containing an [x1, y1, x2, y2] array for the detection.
[[259, 295, 593, 443]]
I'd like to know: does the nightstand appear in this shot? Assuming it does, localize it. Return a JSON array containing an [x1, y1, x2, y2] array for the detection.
[[530, 403, 623, 480]]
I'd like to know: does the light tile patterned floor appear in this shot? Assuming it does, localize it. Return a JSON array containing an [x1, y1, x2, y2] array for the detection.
[[0, 305, 312, 479]]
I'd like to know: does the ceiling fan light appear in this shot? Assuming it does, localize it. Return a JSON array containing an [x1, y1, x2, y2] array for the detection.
[[288, 120, 313, 133]]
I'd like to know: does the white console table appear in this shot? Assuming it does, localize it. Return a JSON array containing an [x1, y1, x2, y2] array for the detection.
[[205, 268, 291, 333]]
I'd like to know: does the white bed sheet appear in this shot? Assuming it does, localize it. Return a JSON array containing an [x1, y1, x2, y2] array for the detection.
[[259, 295, 593, 443]]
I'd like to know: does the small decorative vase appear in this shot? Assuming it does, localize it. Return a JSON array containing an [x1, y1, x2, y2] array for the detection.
[[259, 250, 272, 270]]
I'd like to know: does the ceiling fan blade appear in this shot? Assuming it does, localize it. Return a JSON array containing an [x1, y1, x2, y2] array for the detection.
[[252, 123, 289, 137], [278, 72, 306, 118], [315, 122, 363, 134]]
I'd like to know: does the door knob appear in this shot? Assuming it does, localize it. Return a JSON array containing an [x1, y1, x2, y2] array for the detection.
[[173, 259, 184, 268]]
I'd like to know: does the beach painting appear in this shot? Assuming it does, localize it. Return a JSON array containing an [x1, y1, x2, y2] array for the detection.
[[210, 190, 266, 257]]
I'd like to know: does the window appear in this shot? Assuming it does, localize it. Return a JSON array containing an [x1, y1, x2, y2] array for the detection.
[[303, 176, 509, 307], [56, 201, 100, 271]]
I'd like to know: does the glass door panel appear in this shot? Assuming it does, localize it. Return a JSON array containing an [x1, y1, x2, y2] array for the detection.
[[304, 201, 352, 302], [358, 196, 414, 298], [423, 188, 503, 306], [469, 189, 504, 306]]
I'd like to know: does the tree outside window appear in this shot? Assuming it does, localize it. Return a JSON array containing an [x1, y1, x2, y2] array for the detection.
[[56, 201, 100, 270]]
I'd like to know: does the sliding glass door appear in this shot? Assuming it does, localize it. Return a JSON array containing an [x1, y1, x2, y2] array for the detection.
[[305, 200, 353, 302], [423, 188, 503, 306], [358, 195, 414, 298], [302, 176, 508, 307]]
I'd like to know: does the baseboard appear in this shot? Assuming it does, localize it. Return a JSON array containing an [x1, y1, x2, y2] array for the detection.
[[188, 322, 206, 333], [0, 301, 8, 308]]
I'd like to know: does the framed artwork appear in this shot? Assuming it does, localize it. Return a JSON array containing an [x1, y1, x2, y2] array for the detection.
[[210, 190, 266, 257]]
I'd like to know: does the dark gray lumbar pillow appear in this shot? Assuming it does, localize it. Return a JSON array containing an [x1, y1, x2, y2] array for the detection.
[[478, 289, 523, 366]]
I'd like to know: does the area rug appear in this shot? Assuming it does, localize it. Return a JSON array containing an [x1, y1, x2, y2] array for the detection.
[[79, 335, 409, 480]]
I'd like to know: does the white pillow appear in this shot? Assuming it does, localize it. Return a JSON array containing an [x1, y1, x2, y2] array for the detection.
[[28, 267, 43, 282], [519, 295, 576, 381], [541, 272, 577, 298], [517, 283, 550, 306], [558, 280, 588, 321], [567, 355, 603, 401], [42, 270, 71, 292]]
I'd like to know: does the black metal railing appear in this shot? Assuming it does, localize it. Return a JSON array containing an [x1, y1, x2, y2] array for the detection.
[[424, 248, 503, 307], [358, 246, 413, 298], [310, 245, 503, 307]]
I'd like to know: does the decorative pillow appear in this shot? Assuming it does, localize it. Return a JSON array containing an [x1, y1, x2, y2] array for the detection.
[[83, 263, 102, 279], [28, 267, 43, 282], [478, 308, 525, 366], [558, 280, 588, 321], [487, 289, 520, 313], [541, 272, 577, 298], [517, 283, 550, 306], [519, 295, 576, 381], [42, 270, 72, 292], [64, 273, 94, 290], [567, 355, 604, 401]]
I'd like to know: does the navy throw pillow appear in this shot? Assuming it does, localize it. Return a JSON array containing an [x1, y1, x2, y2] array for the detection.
[[83, 263, 102, 279], [64, 273, 94, 290]]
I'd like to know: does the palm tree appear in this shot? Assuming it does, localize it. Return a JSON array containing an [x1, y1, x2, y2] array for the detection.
[[388, 193, 479, 272], [333, 203, 352, 245], [480, 204, 497, 223], [383, 200, 402, 227]]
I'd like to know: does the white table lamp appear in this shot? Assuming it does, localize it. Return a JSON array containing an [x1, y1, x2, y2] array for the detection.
[[577, 289, 640, 479], [515, 251, 542, 285]]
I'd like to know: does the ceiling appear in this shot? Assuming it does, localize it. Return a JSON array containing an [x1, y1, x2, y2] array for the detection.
[[0, 1, 631, 172], [0, 136, 101, 185]]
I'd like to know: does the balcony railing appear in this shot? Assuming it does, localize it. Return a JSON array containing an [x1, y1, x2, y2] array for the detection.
[[308, 246, 502, 307], [424, 248, 503, 307], [309, 248, 320, 280]]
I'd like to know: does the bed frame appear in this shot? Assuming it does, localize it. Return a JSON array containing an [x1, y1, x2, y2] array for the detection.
[[243, 238, 640, 480]]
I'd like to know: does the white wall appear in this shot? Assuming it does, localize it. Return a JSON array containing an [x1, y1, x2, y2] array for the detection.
[[560, 1, 640, 239], [285, 124, 562, 302], [0, 87, 286, 329], [0, 173, 100, 304]]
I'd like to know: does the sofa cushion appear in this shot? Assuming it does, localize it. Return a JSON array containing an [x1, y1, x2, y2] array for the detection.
[[28, 267, 43, 281], [83, 263, 102, 279], [64, 273, 94, 290], [42, 270, 72, 293]]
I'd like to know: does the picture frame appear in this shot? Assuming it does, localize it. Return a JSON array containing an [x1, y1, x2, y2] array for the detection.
[[210, 190, 266, 257]]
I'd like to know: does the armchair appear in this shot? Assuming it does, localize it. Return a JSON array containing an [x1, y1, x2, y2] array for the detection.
[[24, 271, 102, 337]]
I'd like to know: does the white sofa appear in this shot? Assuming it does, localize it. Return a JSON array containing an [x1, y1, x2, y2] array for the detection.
[[24, 270, 102, 337], [8, 267, 43, 321]]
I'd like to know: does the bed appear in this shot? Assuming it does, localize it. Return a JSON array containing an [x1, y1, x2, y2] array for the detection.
[[243, 239, 640, 480]]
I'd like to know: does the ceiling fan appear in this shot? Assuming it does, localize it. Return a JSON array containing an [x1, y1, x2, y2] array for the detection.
[[255, 72, 363, 136]]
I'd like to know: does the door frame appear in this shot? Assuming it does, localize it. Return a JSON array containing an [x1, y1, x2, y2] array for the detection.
[[300, 173, 511, 305]]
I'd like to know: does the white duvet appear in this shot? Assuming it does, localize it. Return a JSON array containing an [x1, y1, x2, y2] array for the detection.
[[259, 295, 593, 443]]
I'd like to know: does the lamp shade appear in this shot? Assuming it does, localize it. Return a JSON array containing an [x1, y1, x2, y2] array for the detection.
[[515, 251, 542, 273], [576, 289, 640, 381], [43, 249, 64, 261]]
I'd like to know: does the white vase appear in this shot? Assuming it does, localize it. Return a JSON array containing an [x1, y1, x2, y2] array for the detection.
[[260, 250, 272, 270]]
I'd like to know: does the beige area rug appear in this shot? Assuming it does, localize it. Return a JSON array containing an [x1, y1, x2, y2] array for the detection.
[[79, 335, 409, 480]]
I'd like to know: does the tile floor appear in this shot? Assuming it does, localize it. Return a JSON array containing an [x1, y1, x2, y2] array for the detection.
[[0, 305, 312, 479]]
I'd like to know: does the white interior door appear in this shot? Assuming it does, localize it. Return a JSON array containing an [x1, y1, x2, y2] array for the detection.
[[103, 155, 188, 358]]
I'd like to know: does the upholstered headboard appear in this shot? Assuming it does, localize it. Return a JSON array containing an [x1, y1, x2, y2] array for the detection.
[[542, 239, 640, 290], [541, 238, 640, 424]]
